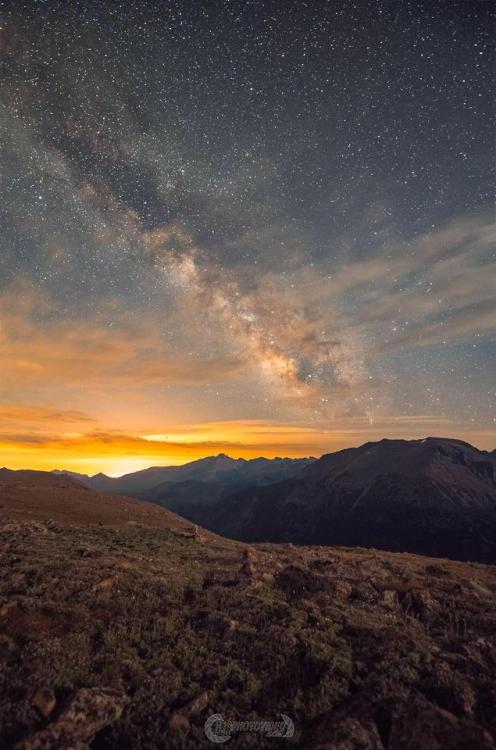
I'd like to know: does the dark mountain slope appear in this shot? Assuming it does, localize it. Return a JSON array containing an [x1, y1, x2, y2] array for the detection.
[[203, 438, 496, 563], [142, 456, 315, 519]]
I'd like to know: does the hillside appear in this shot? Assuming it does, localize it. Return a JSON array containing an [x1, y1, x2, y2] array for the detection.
[[200, 438, 496, 563], [0, 468, 203, 534], [0, 469, 496, 748]]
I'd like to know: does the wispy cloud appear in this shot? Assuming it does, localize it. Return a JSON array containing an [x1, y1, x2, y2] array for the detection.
[[0, 281, 243, 394]]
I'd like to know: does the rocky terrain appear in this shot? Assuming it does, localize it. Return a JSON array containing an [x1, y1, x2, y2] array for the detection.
[[203, 438, 496, 563], [1, 471, 496, 748]]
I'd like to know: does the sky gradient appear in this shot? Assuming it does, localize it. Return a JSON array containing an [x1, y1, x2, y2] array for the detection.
[[0, 0, 494, 475]]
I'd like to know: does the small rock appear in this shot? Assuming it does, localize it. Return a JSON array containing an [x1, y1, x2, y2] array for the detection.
[[0, 600, 18, 618], [190, 524, 205, 542], [15, 687, 128, 750], [382, 589, 400, 610], [334, 581, 352, 601], [31, 686, 56, 718], [78, 547, 93, 558]]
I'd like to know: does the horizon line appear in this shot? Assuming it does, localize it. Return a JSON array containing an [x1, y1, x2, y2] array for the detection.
[[3, 434, 494, 478]]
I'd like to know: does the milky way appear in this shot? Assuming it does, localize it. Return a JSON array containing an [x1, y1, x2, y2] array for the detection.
[[0, 0, 494, 471]]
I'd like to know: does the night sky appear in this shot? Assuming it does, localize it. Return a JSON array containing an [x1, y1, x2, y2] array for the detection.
[[1, 0, 494, 474]]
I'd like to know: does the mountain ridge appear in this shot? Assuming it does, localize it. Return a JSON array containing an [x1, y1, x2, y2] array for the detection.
[[54, 453, 316, 496], [195, 437, 496, 563]]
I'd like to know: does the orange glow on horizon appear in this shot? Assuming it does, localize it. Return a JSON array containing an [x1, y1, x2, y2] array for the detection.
[[1, 416, 494, 477]]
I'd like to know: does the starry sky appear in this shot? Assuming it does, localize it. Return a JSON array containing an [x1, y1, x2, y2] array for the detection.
[[0, 0, 494, 475]]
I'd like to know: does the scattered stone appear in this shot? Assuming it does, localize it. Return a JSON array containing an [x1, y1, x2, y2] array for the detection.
[[189, 524, 205, 542], [334, 580, 352, 601], [15, 687, 129, 750], [44, 519, 59, 531], [0, 600, 18, 618], [77, 547, 94, 558], [382, 589, 400, 610], [31, 686, 56, 718]]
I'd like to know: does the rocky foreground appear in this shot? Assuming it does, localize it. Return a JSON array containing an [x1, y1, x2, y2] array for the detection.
[[0, 517, 495, 749]]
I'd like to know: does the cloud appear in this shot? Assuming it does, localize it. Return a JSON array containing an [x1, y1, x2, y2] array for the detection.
[[0, 404, 94, 424], [316, 215, 496, 351], [0, 281, 243, 394]]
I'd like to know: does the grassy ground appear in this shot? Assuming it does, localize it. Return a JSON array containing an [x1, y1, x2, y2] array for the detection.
[[0, 520, 495, 748]]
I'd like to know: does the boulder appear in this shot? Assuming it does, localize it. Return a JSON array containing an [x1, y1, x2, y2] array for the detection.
[[31, 686, 56, 718], [15, 687, 128, 750]]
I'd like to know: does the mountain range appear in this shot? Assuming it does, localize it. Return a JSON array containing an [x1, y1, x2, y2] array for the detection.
[[54, 437, 496, 563], [55, 453, 315, 516]]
